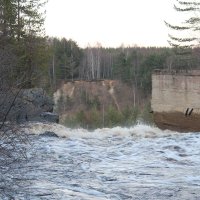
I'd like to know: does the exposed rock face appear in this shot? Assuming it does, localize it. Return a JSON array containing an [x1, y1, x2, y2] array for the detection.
[[22, 88, 54, 113], [53, 80, 139, 124], [151, 70, 200, 132], [0, 88, 59, 123]]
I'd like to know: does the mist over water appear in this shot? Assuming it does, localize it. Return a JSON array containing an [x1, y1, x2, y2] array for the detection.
[[5, 123, 200, 199]]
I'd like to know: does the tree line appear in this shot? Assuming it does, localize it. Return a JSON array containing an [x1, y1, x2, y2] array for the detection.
[[49, 38, 200, 94], [1, 0, 200, 114], [1, 0, 200, 96]]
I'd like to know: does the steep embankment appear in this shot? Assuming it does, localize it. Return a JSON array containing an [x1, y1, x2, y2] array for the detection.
[[54, 80, 145, 127]]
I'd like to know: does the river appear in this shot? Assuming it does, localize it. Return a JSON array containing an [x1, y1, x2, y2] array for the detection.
[[1, 122, 200, 199]]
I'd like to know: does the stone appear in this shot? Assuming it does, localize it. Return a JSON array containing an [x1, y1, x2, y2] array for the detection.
[[39, 131, 58, 137], [40, 112, 59, 123], [22, 88, 54, 112], [0, 88, 59, 123]]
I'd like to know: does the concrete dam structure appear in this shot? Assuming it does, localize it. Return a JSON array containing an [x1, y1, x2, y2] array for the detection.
[[151, 70, 200, 132]]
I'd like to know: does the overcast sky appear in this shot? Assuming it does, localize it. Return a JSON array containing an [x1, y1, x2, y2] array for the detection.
[[45, 0, 177, 48]]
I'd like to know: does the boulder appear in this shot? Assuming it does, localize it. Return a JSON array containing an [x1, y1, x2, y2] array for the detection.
[[40, 112, 59, 123], [22, 88, 54, 112], [39, 131, 59, 138], [0, 88, 59, 123]]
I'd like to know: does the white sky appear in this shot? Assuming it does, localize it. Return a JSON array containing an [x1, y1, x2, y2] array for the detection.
[[45, 0, 177, 48]]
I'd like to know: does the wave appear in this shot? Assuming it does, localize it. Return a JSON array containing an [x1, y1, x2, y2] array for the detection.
[[20, 122, 187, 139]]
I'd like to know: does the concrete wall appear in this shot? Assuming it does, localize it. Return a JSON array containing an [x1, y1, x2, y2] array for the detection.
[[151, 73, 200, 114]]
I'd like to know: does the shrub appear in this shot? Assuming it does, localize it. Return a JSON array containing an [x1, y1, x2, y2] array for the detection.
[[104, 106, 124, 127]]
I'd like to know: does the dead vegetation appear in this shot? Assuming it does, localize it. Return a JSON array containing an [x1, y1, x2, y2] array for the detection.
[[0, 48, 29, 198]]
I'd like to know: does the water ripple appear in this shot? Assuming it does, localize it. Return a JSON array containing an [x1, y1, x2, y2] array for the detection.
[[2, 123, 200, 199]]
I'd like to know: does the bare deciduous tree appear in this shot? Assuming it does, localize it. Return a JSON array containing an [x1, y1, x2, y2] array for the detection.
[[0, 45, 29, 198]]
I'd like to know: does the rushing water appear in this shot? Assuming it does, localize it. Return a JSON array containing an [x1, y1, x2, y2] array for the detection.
[[2, 122, 200, 199]]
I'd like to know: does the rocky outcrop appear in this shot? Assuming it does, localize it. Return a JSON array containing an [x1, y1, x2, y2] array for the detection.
[[0, 88, 59, 123], [22, 88, 54, 113]]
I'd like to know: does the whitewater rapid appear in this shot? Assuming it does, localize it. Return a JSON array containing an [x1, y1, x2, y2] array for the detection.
[[2, 122, 200, 199], [22, 122, 181, 139]]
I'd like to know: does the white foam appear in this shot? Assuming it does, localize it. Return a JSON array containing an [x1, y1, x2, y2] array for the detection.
[[20, 122, 183, 139]]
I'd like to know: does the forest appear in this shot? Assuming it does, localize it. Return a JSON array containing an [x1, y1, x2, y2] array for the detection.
[[1, 0, 200, 129], [1, 0, 200, 124], [48, 39, 200, 92]]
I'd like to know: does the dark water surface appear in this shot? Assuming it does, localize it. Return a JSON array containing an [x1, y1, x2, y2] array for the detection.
[[2, 123, 200, 199]]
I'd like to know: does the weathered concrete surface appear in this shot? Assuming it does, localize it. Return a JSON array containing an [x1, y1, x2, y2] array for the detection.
[[154, 112, 200, 132], [152, 70, 200, 132]]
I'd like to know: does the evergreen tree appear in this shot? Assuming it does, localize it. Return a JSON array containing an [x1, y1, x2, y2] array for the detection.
[[0, 0, 48, 87], [165, 0, 200, 69], [139, 53, 168, 94], [165, 0, 200, 48], [50, 37, 82, 83]]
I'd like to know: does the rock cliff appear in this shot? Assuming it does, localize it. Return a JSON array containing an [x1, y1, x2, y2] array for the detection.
[[0, 88, 59, 123]]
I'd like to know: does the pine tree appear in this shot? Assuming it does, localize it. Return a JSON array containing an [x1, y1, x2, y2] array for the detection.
[[52, 38, 82, 81], [165, 0, 200, 69], [165, 0, 200, 48], [0, 0, 48, 87], [15, 0, 48, 87]]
